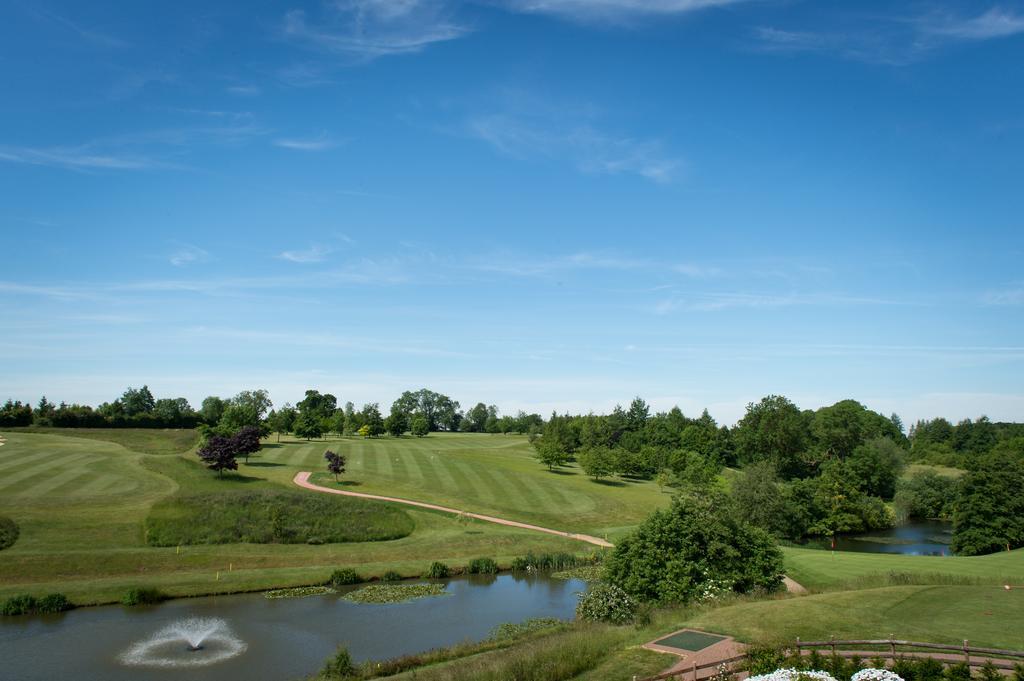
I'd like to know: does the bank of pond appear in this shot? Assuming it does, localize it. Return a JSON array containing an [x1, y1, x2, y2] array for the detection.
[[801, 520, 954, 557], [0, 572, 587, 681]]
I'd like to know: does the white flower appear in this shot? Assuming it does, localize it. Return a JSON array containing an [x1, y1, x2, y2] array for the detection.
[[747, 669, 839, 681], [852, 669, 904, 681]]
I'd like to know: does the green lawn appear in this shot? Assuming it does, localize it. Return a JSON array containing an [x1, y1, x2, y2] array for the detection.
[[685, 585, 1024, 649], [0, 430, 586, 604], [252, 432, 670, 538], [2, 426, 199, 456], [783, 546, 1024, 590]]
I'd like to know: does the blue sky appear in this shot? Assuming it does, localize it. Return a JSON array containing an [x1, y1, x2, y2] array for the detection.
[[2, 0, 1023, 426]]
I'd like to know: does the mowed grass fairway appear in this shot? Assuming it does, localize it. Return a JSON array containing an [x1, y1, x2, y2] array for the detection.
[[256, 433, 670, 538], [783, 546, 1024, 590], [0, 430, 584, 604], [686, 585, 1024, 649]]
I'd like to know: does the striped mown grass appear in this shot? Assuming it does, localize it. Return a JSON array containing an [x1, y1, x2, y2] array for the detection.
[[0, 431, 584, 605]]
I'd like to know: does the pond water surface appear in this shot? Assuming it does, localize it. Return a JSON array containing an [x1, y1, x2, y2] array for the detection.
[[1, 573, 585, 681], [807, 519, 954, 556]]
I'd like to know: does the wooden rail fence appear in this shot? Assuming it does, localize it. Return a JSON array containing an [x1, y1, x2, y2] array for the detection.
[[636, 638, 1024, 681]]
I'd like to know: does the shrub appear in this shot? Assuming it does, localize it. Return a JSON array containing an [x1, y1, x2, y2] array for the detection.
[[0, 516, 18, 551], [321, 645, 357, 679], [35, 593, 73, 614], [510, 552, 584, 572], [744, 645, 787, 676], [2, 594, 38, 616], [121, 587, 165, 606], [424, 561, 450, 578], [145, 490, 414, 546], [328, 568, 361, 587], [943, 663, 971, 681], [603, 492, 783, 604], [978, 662, 1002, 681], [2, 593, 74, 616], [381, 570, 402, 582], [467, 557, 498, 574], [575, 583, 637, 624]]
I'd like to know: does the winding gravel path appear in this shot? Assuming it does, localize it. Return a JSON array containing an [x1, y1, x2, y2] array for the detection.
[[293, 471, 613, 548]]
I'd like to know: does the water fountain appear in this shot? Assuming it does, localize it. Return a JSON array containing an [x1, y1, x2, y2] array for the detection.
[[118, 617, 247, 668]]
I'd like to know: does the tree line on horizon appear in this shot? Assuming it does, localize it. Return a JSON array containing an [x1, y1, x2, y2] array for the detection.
[[2, 386, 1021, 557]]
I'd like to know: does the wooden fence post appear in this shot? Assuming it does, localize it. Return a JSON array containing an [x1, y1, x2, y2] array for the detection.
[[831, 635, 837, 658], [796, 637, 802, 658], [963, 640, 970, 666], [889, 635, 896, 660]]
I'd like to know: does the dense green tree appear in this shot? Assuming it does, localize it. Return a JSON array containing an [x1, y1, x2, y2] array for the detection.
[[847, 437, 906, 500], [463, 402, 492, 432], [533, 438, 569, 471], [120, 385, 156, 416], [199, 396, 227, 425], [604, 493, 783, 604], [297, 389, 337, 421], [951, 440, 1024, 556], [360, 403, 385, 437], [153, 397, 194, 424], [391, 388, 461, 431], [894, 470, 958, 520], [385, 409, 407, 437], [577, 446, 616, 480], [293, 412, 323, 440], [0, 400, 33, 427], [733, 395, 811, 478], [730, 461, 791, 538], [625, 397, 650, 431], [410, 415, 429, 437]]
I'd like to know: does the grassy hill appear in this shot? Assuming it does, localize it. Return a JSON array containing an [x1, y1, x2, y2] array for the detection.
[[0, 430, 590, 604]]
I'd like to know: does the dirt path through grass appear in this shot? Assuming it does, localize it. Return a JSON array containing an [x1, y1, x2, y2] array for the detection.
[[294, 471, 614, 548]]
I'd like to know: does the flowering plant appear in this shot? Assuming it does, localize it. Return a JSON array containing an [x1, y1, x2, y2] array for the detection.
[[851, 669, 904, 681], [747, 669, 839, 681]]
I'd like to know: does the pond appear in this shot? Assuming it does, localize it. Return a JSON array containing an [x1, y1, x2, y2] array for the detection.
[[0, 573, 586, 681], [807, 519, 954, 556]]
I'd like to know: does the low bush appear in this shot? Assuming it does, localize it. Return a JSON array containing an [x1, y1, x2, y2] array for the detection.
[[321, 645, 357, 679], [0, 516, 19, 551], [381, 570, 402, 582], [510, 551, 586, 572], [328, 568, 362, 587], [575, 583, 637, 624], [467, 557, 499, 574], [2, 593, 74, 616], [488, 618, 565, 641], [145, 490, 414, 546], [121, 587, 165, 606], [424, 561, 450, 578]]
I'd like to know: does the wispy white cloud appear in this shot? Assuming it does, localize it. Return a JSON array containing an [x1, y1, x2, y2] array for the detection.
[[278, 245, 332, 263], [169, 244, 211, 267], [983, 285, 1024, 306], [32, 8, 128, 48], [273, 133, 338, 151], [754, 7, 1024, 65], [468, 114, 681, 183], [0, 146, 159, 171], [283, 1, 469, 62], [227, 84, 262, 96], [919, 7, 1024, 41], [509, 0, 751, 23], [674, 263, 723, 277], [653, 291, 903, 314]]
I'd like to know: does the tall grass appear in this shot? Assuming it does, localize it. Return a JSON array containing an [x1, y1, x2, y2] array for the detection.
[[144, 490, 414, 545]]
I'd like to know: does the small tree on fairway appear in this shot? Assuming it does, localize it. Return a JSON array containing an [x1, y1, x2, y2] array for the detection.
[[385, 410, 408, 437], [411, 415, 429, 437], [232, 425, 261, 463], [577, 446, 616, 481], [357, 424, 370, 438], [533, 438, 568, 471], [293, 412, 323, 440], [197, 435, 238, 477], [324, 450, 346, 482]]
